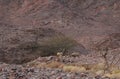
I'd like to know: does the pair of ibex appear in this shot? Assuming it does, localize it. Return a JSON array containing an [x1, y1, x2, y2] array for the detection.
[[57, 51, 80, 57]]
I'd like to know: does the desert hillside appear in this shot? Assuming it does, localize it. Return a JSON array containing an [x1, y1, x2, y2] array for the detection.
[[0, 0, 120, 79], [0, 0, 120, 47]]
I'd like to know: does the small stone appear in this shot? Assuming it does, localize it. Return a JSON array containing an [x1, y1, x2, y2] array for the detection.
[[95, 75, 101, 79], [81, 73, 87, 77], [51, 71, 55, 75], [47, 56, 54, 61], [66, 73, 72, 77], [56, 76, 62, 79], [102, 76, 110, 79], [71, 52, 80, 57]]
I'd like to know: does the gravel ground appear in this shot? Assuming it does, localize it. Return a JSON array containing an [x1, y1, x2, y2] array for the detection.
[[0, 54, 119, 79], [0, 64, 112, 79], [0, 60, 116, 79]]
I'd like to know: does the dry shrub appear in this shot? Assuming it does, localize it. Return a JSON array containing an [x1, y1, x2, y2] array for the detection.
[[63, 65, 86, 72], [96, 49, 120, 73], [45, 61, 64, 68], [27, 60, 64, 69], [92, 34, 120, 74], [104, 73, 120, 78]]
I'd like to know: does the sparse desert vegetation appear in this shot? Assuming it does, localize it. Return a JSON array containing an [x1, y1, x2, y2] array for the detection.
[[25, 53, 120, 78], [0, 32, 119, 79]]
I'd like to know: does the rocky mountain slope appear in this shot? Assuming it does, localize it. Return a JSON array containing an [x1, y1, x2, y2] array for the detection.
[[0, 0, 120, 46], [0, 0, 120, 63]]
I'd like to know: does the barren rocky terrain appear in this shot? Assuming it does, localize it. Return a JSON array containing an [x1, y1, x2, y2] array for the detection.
[[0, 0, 120, 79], [0, 0, 119, 62]]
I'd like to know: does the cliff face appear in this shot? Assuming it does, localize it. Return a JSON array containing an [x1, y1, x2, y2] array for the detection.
[[0, 0, 120, 63]]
